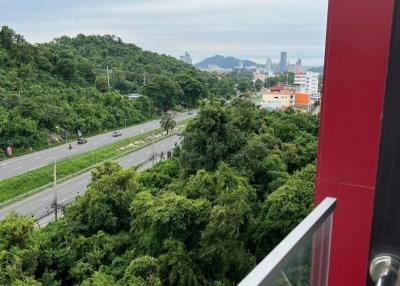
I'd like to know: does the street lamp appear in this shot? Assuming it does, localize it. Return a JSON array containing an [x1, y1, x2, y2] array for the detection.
[[55, 126, 68, 143], [116, 113, 127, 129]]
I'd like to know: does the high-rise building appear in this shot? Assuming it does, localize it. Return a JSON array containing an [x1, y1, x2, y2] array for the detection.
[[278, 51, 288, 73], [294, 71, 319, 94], [287, 62, 296, 73], [266, 57, 273, 73], [180, 52, 192, 65], [288, 58, 304, 73], [295, 58, 303, 73]]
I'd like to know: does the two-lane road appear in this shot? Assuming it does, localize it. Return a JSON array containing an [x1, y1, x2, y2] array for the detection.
[[0, 135, 182, 225], [0, 111, 195, 180]]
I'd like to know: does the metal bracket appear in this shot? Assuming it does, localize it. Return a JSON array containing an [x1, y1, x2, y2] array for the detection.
[[370, 254, 400, 285]]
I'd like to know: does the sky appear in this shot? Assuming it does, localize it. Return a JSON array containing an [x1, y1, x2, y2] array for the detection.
[[0, 0, 329, 66]]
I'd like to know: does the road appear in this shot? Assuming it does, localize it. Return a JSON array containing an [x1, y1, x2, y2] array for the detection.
[[0, 135, 182, 226], [0, 111, 195, 181]]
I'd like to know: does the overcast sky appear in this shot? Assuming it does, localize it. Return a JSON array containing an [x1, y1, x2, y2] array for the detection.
[[0, 0, 328, 65]]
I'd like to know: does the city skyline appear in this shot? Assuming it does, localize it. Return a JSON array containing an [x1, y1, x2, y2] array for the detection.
[[197, 53, 323, 67], [0, 0, 328, 66]]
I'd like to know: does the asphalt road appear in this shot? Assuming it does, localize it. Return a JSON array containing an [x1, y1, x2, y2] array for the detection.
[[0, 111, 195, 181], [0, 135, 182, 226]]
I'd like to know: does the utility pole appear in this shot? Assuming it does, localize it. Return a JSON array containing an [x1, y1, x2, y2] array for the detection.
[[53, 156, 58, 221], [152, 130, 155, 166], [91, 143, 94, 165], [106, 65, 111, 91]]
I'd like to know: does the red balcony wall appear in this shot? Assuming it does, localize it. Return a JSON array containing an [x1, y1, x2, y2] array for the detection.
[[314, 0, 394, 285]]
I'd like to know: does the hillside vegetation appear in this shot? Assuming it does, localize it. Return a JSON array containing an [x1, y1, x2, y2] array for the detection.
[[0, 100, 320, 286], [195, 55, 257, 69], [0, 26, 236, 154]]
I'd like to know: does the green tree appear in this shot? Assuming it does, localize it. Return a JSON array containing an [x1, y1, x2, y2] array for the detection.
[[179, 102, 245, 174], [0, 25, 21, 49], [81, 272, 116, 286], [0, 106, 8, 137], [160, 111, 176, 135], [120, 256, 161, 285], [263, 154, 289, 193], [130, 191, 210, 255], [252, 165, 315, 259], [230, 132, 281, 194], [0, 213, 39, 285], [237, 79, 253, 93], [141, 75, 183, 111], [254, 79, 263, 92], [65, 162, 138, 235], [265, 76, 279, 88], [176, 74, 207, 107], [159, 240, 202, 286], [198, 165, 256, 283]]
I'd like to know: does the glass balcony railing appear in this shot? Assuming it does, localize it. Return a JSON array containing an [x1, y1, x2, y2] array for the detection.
[[239, 197, 337, 286]]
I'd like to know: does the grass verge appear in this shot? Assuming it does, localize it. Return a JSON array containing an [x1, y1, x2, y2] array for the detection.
[[0, 121, 188, 206], [0, 115, 166, 161]]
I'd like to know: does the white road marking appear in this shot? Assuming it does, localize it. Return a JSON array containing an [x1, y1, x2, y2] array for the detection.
[[1, 136, 180, 223], [13, 166, 22, 170], [0, 172, 90, 215], [34, 156, 42, 160], [1, 163, 7, 166], [77, 181, 87, 186], [58, 198, 71, 204]]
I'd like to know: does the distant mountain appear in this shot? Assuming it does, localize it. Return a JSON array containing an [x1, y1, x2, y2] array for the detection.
[[195, 55, 257, 69], [307, 66, 324, 73]]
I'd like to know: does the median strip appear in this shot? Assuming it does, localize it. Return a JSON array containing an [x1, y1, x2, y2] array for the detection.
[[0, 121, 188, 207]]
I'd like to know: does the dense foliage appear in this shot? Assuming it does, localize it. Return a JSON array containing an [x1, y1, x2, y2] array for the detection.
[[0, 26, 236, 153], [265, 72, 295, 88], [0, 100, 319, 285]]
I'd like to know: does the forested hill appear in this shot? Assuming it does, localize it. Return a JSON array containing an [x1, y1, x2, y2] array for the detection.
[[195, 55, 257, 69], [0, 26, 236, 154], [42, 34, 198, 93]]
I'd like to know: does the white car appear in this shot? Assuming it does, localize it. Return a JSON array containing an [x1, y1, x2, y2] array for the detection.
[[112, 131, 122, 137]]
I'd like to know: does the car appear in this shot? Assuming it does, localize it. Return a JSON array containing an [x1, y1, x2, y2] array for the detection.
[[77, 138, 87, 144], [112, 131, 122, 137], [188, 111, 193, 115]]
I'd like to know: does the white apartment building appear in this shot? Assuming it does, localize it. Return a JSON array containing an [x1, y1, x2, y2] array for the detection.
[[261, 89, 295, 110], [294, 72, 319, 94]]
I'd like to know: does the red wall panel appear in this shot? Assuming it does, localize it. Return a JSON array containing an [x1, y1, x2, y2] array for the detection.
[[315, 0, 394, 285]]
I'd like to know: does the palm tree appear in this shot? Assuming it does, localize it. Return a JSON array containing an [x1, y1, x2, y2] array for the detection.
[[160, 111, 176, 135]]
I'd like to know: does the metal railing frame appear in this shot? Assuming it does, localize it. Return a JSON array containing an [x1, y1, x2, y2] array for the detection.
[[239, 197, 337, 286]]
